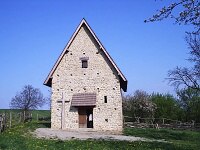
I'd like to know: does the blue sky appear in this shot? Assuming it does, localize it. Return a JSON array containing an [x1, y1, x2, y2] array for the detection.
[[0, 0, 192, 109]]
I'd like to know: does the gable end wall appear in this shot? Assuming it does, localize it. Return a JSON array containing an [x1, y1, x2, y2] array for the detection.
[[51, 25, 123, 132]]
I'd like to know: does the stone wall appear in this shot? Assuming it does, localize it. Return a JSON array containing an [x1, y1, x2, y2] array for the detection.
[[51, 25, 123, 132]]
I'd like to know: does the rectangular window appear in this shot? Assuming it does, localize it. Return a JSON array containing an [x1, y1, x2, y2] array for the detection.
[[104, 96, 107, 103], [82, 60, 88, 68]]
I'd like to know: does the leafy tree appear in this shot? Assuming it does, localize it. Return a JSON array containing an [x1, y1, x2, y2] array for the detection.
[[177, 88, 200, 122], [151, 93, 182, 120], [10, 85, 45, 121], [123, 90, 156, 118]]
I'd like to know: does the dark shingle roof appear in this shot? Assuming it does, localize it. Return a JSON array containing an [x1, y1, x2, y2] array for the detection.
[[71, 93, 96, 107]]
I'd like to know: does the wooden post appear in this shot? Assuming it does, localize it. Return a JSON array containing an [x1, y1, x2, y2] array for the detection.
[[4, 113, 6, 130], [9, 112, 12, 128], [123, 116, 125, 128], [30, 113, 32, 121], [192, 120, 195, 127], [24, 111, 25, 122], [37, 114, 39, 122], [0, 114, 2, 133], [19, 112, 21, 123], [162, 118, 165, 124]]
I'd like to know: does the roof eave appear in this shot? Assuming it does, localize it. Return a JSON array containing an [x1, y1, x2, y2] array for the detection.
[[120, 77, 127, 92], [43, 77, 52, 87]]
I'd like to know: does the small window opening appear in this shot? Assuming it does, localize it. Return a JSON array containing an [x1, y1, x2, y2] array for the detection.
[[82, 60, 88, 68], [105, 119, 108, 122], [104, 96, 107, 103]]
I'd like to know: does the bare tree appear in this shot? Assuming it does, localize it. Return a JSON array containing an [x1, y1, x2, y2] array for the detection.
[[10, 85, 45, 121], [146, 0, 200, 90], [167, 34, 200, 90], [46, 89, 52, 110], [145, 0, 200, 34]]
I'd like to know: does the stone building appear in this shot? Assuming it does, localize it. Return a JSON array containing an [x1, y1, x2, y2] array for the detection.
[[44, 19, 127, 132]]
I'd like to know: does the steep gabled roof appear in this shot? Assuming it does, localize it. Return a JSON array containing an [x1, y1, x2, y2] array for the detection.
[[44, 18, 127, 92]]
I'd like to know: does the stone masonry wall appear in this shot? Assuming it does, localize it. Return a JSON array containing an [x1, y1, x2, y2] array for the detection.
[[51, 25, 123, 132]]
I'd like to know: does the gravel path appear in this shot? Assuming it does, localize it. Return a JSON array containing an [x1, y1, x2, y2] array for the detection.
[[33, 128, 166, 143]]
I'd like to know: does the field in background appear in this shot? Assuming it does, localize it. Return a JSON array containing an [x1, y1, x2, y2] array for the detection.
[[0, 109, 50, 121]]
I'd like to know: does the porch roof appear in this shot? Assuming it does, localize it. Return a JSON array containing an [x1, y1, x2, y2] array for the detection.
[[71, 93, 96, 107]]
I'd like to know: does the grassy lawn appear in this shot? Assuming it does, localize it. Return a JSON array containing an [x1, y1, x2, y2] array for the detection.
[[1, 110, 200, 149], [124, 127, 200, 150], [0, 122, 199, 150], [0, 122, 164, 150]]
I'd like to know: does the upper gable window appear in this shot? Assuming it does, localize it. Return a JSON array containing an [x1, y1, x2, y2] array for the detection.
[[80, 57, 89, 68], [82, 60, 88, 68]]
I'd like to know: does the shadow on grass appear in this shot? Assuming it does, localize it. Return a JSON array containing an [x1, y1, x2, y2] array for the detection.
[[37, 122, 51, 128]]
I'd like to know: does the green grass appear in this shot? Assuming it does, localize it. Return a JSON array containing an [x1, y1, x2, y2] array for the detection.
[[124, 127, 200, 149], [0, 122, 200, 149], [1, 110, 200, 149], [0, 122, 182, 150]]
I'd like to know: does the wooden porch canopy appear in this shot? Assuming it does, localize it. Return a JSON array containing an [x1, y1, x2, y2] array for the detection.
[[71, 93, 96, 107]]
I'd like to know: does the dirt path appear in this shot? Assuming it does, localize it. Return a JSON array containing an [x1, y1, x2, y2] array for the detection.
[[33, 128, 166, 143]]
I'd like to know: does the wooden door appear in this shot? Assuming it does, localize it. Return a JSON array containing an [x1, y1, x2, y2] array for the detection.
[[78, 108, 87, 128]]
